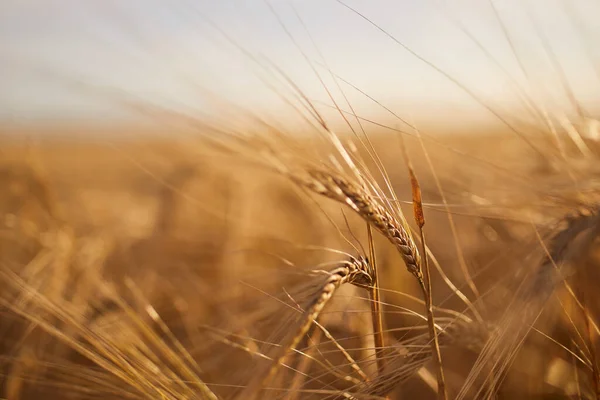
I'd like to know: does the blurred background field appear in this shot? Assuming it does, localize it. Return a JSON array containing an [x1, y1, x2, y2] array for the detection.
[[2, 1, 600, 398], [1, 120, 599, 398]]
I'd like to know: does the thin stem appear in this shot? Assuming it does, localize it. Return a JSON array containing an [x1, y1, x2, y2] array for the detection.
[[288, 327, 323, 400], [403, 139, 447, 400], [418, 227, 448, 400], [367, 223, 386, 376]]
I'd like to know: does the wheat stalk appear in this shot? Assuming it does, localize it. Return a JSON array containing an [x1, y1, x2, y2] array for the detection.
[[241, 256, 372, 400]]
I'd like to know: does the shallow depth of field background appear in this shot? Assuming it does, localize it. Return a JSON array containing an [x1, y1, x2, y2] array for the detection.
[[1, 1, 600, 399]]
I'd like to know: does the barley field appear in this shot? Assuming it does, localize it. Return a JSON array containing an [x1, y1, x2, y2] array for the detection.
[[1, 2, 600, 399]]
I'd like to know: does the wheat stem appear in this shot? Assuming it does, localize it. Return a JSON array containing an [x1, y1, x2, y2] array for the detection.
[[367, 223, 386, 376], [241, 257, 372, 400]]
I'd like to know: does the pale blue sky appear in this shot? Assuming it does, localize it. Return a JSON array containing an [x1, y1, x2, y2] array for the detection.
[[1, 0, 599, 126]]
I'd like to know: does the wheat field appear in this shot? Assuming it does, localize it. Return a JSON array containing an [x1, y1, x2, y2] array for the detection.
[[1, 1, 600, 399]]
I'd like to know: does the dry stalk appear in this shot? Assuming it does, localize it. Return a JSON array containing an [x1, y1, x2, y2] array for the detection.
[[367, 223, 386, 377], [405, 159, 448, 400], [282, 284, 369, 385], [275, 134, 448, 397], [271, 151, 446, 397], [240, 256, 372, 400], [349, 338, 433, 399], [344, 315, 486, 399], [0, 264, 219, 400], [312, 319, 370, 383], [288, 326, 323, 400]]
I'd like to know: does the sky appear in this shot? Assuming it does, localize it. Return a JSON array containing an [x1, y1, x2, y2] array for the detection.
[[1, 0, 599, 128]]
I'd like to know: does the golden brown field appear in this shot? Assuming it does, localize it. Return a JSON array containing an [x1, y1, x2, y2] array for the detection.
[[1, 119, 599, 399]]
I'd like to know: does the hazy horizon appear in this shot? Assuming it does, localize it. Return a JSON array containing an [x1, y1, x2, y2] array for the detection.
[[2, 0, 599, 130]]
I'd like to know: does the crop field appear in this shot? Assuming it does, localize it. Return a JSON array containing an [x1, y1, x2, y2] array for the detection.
[[1, 1, 600, 399]]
